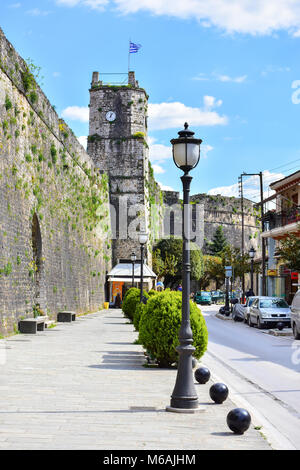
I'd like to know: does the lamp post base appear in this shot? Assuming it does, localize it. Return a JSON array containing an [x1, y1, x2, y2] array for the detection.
[[166, 405, 206, 414]]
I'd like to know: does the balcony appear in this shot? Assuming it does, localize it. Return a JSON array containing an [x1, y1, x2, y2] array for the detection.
[[262, 206, 300, 239], [265, 206, 299, 229]]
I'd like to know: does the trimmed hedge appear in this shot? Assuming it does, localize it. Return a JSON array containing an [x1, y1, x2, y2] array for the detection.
[[139, 290, 208, 368], [133, 302, 145, 331], [122, 287, 149, 322]]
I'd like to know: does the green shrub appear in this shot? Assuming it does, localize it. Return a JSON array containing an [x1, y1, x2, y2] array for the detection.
[[139, 290, 208, 368], [148, 289, 158, 296], [122, 287, 149, 322], [133, 302, 145, 331]]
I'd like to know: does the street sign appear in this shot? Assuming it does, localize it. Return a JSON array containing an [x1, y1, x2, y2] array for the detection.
[[225, 266, 232, 277], [291, 272, 298, 280], [267, 269, 277, 276]]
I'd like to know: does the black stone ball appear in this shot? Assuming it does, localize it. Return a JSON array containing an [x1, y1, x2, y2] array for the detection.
[[227, 408, 251, 434], [194, 367, 210, 384], [277, 322, 284, 331], [209, 383, 229, 404]]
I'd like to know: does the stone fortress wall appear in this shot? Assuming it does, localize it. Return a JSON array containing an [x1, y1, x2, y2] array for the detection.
[[0, 28, 111, 335], [191, 193, 261, 254], [163, 190, 261, 255]]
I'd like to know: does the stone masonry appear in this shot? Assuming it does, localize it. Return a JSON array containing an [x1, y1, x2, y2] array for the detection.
[[0, 28, 111, 335], [87, 71, 153, 266]]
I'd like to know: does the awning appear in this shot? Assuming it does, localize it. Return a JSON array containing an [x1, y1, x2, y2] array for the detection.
[[107, 262, 157, 283]]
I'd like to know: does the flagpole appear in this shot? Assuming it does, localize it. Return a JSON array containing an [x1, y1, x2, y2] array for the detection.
[[128, 38, 131, 75]]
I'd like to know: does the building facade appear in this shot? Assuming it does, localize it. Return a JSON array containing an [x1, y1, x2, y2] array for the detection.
[[263, 170, 300, 302]]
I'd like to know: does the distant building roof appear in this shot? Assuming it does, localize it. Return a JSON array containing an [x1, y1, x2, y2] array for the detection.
[[270, 170, 300, 191], [107, 262, 156, 282]]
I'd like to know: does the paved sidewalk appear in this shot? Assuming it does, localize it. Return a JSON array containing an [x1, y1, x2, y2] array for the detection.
[[0, 309, 271, 450]]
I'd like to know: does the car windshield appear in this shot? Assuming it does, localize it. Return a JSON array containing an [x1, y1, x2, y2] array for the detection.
[[201, 292, 210, 297], [259, 299, 289, 309]]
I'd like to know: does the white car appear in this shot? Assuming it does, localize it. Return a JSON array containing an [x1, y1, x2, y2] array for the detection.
[[249, 297, 291, 329], [291, 289, 300, 339]]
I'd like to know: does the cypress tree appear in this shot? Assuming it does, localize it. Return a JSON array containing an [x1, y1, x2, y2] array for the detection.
[[208, 225, 228, 255]]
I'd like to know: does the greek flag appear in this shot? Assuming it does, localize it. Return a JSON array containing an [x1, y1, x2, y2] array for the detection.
[[129, 41, 142, 53]]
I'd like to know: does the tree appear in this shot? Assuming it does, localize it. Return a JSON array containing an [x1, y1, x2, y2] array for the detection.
[[207, 225, 228, 255], [153, 237, 204, 287], [277, 232, 300, 271], [200, 255, 223, 290], [199, 245, 259, 289]]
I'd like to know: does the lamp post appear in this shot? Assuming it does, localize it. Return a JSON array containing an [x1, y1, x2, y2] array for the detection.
[[167, 123, 202, 412], [249, 247, 256, 295], [139, 232, 148, 303], [131, 252, 136, 288]]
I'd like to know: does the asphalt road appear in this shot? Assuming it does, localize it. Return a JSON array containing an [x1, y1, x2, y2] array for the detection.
[[200, 304, 300, 450]]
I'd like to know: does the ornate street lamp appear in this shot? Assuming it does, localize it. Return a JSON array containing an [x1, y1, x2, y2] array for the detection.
[[131, 252, 136, 288], [249, 247, 256, 295], [167, 123, 202, 412], [139, 232, 148, 302]]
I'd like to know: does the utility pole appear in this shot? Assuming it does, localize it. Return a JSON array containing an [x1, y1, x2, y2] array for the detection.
[[238, 175, 245, 300], [259, 171, 266, 295], [239, 172, 266, 298]]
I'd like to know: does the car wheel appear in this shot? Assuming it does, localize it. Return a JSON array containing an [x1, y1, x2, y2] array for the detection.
[[257, 317, 263, 329], [293, 323, 300, 340], [248, 315, 254, 327]]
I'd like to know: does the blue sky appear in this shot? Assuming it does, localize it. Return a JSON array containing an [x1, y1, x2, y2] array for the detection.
[[1, 0, 300, 204]]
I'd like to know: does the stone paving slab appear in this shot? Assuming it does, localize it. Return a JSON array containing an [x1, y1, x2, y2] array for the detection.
[[0, 309, 271, 450]]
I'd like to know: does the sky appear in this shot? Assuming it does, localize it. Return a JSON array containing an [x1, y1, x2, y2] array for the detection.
[[1, 0, 300, 206]]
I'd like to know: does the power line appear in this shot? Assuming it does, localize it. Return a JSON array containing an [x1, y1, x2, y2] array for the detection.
[[268, 158, 300, 173]]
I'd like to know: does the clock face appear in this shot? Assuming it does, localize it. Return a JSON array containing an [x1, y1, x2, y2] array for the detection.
[[106, 111, 116, 122]]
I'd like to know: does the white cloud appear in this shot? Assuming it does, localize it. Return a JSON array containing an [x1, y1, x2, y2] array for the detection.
[[26, 8, 51, 16], [149, 142, 172, 163], [56, 0, 108, 10], [54, 1, 300, 36], [9, 3, 21, 8], [61, 106, 89, 122], [192, 73, 247, 83], [148, 98, 228, 131], [216, 74, 247, 83], [152, 164, 165, 174], [113, 0, 300, 36], [207, 170, 286, 202], [77, 136, 87, 149], [261, 65, 291, 76], [158, 182, 175, 192], [201, 144, 213, 159]]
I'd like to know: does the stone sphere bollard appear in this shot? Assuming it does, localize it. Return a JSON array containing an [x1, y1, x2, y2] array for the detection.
[[209, 383, 229, 404], [227, 408, 251, 434], [194, 367, 211, 384], [277, 322, 284, 331]]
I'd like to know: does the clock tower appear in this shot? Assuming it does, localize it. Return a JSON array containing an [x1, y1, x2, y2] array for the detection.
[[87, 71, 151, 265]]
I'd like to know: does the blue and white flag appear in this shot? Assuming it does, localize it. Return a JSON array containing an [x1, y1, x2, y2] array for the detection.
[[129, 41, 142, 53]]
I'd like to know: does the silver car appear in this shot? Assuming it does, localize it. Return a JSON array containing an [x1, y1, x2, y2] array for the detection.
[[249, 296, 291, 329], [291, 289, 300, 339], [243, 296, 259, 324]]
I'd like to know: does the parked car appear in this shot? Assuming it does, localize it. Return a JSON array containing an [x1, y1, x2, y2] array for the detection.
[[194, 291, 212, 305], [243, 296, 260, 324], [210, 291, 224, 304], [291, 289, 300, 339], [232, 303, 245, 322], [248, 297, 291, 329]]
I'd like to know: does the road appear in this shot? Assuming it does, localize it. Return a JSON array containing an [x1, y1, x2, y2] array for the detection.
[[200, 305, 300, 450]]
